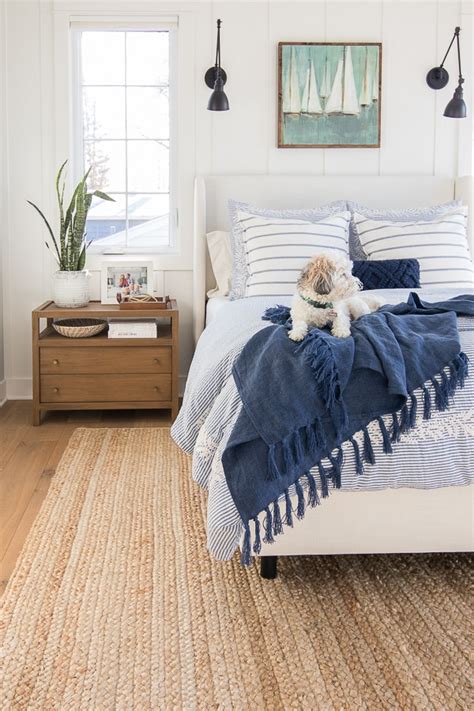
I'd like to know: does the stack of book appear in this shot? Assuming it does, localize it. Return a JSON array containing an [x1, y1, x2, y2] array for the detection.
[[108, 319, 157, 339]]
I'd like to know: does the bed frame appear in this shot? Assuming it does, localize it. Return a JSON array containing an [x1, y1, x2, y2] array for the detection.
[[192, 174, 474, 577]]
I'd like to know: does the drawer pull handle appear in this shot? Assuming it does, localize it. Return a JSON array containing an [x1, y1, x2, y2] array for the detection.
[[53, 387, 60, 393], [154, 386, 160, 392], [53, 359, 59, 365], [154, 358, 160, 364]]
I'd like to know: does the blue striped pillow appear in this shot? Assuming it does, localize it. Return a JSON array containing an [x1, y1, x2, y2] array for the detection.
[[348, 200, 464, 260], [228, 200, 348, 299], [229, 205, 350, 298], [353, 210, 473, 288]]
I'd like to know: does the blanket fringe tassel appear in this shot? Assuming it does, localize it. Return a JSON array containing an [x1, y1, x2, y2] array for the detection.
[[296, 330, 349, 436], [318, 462, 329, 498], [266, 419, 328, 481], [242, 352, 469, 566], [350, 437, 364, 475]]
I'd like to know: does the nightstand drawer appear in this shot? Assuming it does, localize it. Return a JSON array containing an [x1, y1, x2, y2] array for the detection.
[[40, 347, 172, 374], [41, 374, 171, 403]]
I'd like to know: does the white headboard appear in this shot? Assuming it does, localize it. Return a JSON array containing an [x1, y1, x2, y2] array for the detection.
[[193, 174, 473, 343]]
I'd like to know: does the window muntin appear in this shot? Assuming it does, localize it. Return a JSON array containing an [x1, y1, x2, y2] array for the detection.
[[74, 28, 174, 252]]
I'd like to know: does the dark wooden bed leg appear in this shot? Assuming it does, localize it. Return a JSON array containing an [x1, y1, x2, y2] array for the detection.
[[260, 556, 278, 579]]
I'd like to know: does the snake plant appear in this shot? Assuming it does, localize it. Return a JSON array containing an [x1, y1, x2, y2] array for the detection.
[[27, 160, 114, 271]]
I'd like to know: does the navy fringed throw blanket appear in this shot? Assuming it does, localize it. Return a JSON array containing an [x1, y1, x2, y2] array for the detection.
[[221, 293, 473, 565]]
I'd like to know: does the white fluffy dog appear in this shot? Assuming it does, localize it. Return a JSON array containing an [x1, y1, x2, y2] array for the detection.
[[288, 252, 385, 341]]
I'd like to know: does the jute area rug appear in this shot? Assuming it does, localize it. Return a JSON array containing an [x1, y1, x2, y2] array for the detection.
[[1, 428, 471, 710]]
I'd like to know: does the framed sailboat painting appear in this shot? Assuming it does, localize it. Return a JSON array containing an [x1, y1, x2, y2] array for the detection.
[[278, 42, 382, 148]]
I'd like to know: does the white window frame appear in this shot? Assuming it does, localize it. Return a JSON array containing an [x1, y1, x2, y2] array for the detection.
[[71, 20, 178, 255], [53, 7, 196, 271]]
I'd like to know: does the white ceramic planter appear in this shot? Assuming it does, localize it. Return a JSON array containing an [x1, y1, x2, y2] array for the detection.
[[52, 270, 90, 308]]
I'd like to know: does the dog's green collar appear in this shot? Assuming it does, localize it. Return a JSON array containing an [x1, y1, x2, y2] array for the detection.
[[299, 293, 334, 310]]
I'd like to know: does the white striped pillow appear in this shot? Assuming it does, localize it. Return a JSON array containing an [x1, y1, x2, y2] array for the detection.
[[353, 210, 473, 288], [233, 210, 350, 297]]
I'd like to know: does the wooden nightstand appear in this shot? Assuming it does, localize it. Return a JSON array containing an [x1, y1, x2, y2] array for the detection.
[[32, 300, 179, 426]]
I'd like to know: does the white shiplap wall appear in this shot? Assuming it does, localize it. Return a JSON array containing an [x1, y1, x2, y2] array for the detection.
[[0, 0, 6, 404], [1, 0, 471, 399]]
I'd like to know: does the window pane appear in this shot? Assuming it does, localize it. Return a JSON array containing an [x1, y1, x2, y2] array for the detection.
[[86, 194, 127, 247], [81, 32, 125, 85], [83, 87, 125, 139], [127, 194, 169, 249], [127, 87, 169, 139], [76, 27, 172, 250], [126, 31, 169, 85], [84, 140, 126, 192], [127, 140, 169, 193]]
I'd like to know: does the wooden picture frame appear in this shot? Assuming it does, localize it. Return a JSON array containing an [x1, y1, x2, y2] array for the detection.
[[278, 42, 382, 148]]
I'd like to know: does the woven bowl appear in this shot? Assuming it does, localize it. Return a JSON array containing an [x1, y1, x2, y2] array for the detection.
[[53, 318, 107, 338]]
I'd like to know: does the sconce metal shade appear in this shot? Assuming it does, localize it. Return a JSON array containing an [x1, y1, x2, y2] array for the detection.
[[206, 19, 229, 112], [207, 72, 229, 111], [443, 81, 467, 118]]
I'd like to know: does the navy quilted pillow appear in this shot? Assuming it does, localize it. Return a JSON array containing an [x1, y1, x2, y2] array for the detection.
[[352, 259, 420, 290]]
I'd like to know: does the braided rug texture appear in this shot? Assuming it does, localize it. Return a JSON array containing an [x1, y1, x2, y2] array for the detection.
[[1, 427, 472, 710]]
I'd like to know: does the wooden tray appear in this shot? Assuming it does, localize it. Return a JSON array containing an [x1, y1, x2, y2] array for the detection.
[[119, 296, 171, 310], [119, 302, 168, 310]]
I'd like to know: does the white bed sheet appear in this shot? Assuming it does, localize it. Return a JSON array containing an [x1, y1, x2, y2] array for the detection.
[[205, 296, 229, 325]]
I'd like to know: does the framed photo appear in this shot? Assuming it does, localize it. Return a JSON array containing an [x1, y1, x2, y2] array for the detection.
[[278, 42, 382, 148], [101, 261, 154, 304]]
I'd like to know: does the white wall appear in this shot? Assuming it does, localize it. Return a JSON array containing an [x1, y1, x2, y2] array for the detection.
[[0, 0, 7, 405], [1, 0, 472, 400]]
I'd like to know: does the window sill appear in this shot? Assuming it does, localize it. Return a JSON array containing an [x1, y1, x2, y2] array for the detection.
[[85, 252, 192, 272]]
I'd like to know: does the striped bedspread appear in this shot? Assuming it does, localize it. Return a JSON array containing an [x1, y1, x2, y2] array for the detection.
[[171, 288, 474, 561]]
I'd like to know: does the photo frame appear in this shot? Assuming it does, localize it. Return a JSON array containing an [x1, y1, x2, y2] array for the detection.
[[101, 261, 154, 304], [278, 42, 382, 148]]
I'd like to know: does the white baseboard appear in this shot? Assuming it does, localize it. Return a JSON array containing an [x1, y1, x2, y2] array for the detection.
[[4, 376, 187, 402], [6, 377, 32, 400], [0, 379, 6, 407]]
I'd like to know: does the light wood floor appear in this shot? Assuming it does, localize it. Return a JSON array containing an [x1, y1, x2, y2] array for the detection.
[[0, 400, 173, 595]]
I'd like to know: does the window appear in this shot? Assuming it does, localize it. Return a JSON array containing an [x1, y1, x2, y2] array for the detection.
[[72, 25, 176, 253]]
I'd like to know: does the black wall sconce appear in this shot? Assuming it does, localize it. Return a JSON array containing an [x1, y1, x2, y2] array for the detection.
[[205, 19, 229, 111], [426, 26, 467, 118]]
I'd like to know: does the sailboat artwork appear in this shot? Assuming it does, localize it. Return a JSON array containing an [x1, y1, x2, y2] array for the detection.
[[278, 42, 382, 148], [359, 48, 372, 108], [301, 57, 323, 115], [325, 47, 360, 115], [283, 48, 302, 117]]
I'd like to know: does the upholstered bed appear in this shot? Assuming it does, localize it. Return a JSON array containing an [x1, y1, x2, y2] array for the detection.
[[172, 175, 474, 577]]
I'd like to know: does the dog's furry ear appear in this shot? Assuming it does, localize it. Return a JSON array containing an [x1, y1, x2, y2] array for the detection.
[[296, 263, 312, 290], [298, 255, 334, 295]]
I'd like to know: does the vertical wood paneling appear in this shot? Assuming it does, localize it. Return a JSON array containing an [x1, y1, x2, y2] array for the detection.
[[4, 0, 45, 385], [324, 1, 382, 175], [0, 0, 7, 383], [89, 270, 101, 301], [434, 0, 462, 178], [267, 1, 326, 174], [163, 270, 194, 380], [211, 1, 269, 174], [458, 1, 473, 177], [195, 1, 213, 177], [379, 1, 438, 175]]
